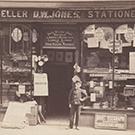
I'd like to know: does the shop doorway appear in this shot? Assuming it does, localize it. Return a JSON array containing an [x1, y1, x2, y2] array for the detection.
[[45, 63, 73, 117]]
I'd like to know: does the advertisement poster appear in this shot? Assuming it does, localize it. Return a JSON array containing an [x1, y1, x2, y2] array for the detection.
[[95, 113, 127, 130], [34, 73, 49, 96], [129, 52, 135, 73]]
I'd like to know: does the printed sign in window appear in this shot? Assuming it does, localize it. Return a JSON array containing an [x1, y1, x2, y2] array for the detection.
[[95, 113, 127, 130], [34, 73, 48, 96]]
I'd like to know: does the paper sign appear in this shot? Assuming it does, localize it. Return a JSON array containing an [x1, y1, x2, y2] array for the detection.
[[84, 24, 95, 34], [95, 27, 104, 41], [133, 37, 135, 47], [90, 93, 96, 102], [116, 24, 128, 34], [34, 73, 48, 96], [129, 52, 135, 73], [109, 81, 113, 89], [87, 37, 99, 48], [18, 85, 25, 94], [90, 80, 94, 88], [100, 82, 104, 87]]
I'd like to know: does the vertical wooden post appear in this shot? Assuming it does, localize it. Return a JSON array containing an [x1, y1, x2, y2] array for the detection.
[[0, 27, 3, 104], [111, 27, 115, 108]]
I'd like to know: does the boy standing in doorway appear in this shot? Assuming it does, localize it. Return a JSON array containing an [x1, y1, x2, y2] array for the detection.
[[68, 80, 87, 130]]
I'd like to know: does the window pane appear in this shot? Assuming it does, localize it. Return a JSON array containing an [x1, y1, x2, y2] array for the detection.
[[82, 24, 114, 109], [2, 24, 32, 106], [114, 24, 135, 110]]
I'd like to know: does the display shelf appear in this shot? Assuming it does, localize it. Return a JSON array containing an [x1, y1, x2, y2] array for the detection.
[[3, 68, 31, 73], [2, 82, 31, 85], [83, 68, 135, 80]]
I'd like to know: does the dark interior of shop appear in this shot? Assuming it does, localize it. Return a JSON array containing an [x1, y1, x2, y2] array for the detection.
[[43, 50, 74, 117]]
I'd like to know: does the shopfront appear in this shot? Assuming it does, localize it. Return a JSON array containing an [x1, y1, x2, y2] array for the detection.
[[0, 22, 79, 117], [0, 0, 135, 130]]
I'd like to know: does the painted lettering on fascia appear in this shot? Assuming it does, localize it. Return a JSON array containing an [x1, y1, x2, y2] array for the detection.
[[0, 9, 28, 18], [88, 10, 135, 19], [33, 10, 81, 19]]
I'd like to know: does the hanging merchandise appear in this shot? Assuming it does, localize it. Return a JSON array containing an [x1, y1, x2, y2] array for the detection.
[[11, 27, 22, 42], [124, 28, 134, 43], [32, 55, 38, 72], [23, 32, 29, 41], [100, 27, 113, 49], [83, 24, 95, 35], [72, 75, 81, 83], [73, 63, 81, 73], [43, 55, 49, 62], [38, 61, 44, 67], [108, 40, 122, 54], [32, 29, 38, 43], [116, 24, 128, 34], [34, 55, 48, 67], [95, 27, 104, 42]]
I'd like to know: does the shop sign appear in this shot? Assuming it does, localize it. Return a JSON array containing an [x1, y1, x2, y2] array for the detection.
[[95, 113, 127, 130], [44, 30, 75, 47], [0, 8, 135, 22]]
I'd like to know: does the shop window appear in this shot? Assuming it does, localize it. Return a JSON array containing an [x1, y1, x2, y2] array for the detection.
[[82, 24, 135, 110], [1, 24, 32, 106]]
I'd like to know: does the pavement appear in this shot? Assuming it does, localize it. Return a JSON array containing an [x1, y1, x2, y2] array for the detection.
[[0, 117, 135, 135]]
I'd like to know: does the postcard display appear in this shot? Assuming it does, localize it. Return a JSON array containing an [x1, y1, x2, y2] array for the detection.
[[82, 24, 135, 111]]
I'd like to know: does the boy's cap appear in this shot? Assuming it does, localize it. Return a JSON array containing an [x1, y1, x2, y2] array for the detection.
[[75, 80, 82, 84]]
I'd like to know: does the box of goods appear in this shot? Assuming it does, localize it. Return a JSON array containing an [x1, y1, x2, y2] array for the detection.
[[31, 105, 38, 116], [93, 103, 101, 109], [25, 113, 38, 126], [2, 84, 10, 89]]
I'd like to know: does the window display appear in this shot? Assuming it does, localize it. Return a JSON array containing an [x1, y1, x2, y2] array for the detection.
[[82, 24, 135, 110], [1, 24, 32, 106]]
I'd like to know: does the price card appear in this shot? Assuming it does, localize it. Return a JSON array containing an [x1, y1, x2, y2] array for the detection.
[[18, 85, 25, 94]]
